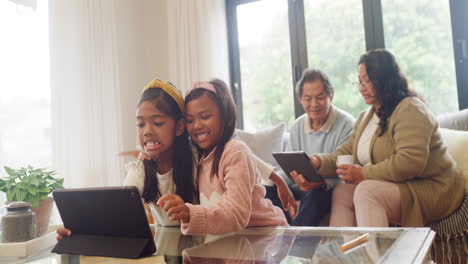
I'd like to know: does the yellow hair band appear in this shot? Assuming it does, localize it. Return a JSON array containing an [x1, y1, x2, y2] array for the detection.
[[142, 79, 185, 113]]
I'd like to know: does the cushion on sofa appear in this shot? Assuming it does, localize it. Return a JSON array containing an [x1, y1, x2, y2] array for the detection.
[[235, 123, 285, 171], [439, 128, 468, 191], [437, 109, 468, 131]]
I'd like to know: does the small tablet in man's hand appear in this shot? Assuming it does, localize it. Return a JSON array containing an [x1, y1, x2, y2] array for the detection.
[[272, 151, 324, 182]]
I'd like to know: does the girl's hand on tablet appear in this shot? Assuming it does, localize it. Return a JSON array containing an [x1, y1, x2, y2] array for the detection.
[[157, 194, 190, 223], [56, 227, 72, 240]]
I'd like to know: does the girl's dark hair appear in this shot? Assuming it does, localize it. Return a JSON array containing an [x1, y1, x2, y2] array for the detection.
[[138, 88, 196, 203], [185, 79, 236, 178], [358, 49, 414, 136]]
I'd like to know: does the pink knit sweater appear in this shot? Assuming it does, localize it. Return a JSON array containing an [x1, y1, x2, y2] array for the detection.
[[181, 139, 288, 235]]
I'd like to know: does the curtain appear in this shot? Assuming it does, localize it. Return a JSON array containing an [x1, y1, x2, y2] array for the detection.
[[166, 0, 230, 93], [49, 0, 124, 188], [48, 0, 230, 188]]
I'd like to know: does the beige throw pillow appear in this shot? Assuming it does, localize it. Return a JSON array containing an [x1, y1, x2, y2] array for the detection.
[[235, 123, 285, 170]]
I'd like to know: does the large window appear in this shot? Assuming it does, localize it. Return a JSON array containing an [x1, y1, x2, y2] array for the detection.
[[237, 0, 295, 130], [382, 0, 458, 114], [0, 1, 51, 205], [227, 0, 468, 128], [304, 0, 366, 117]]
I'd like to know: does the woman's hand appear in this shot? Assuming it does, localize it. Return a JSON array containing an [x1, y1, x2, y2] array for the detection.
[[290, 171, 325, 192], [309, 155, 321, 169], [56, 227, 72, 240], [157, 194, 190, 223], [337, 164, 364, 184], [269, 171, 297, 217]]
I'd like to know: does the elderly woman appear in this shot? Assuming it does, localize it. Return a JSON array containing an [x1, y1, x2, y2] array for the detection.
[[292, 49, 465, 227]]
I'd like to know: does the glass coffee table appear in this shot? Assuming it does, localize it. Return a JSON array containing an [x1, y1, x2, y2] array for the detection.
[[0, 226, 435, 264]]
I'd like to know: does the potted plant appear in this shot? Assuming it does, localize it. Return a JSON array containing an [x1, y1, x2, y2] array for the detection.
[[0, 165, 64, 237]]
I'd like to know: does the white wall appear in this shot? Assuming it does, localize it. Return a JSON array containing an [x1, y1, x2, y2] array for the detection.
[[114, 0, 171, 156]]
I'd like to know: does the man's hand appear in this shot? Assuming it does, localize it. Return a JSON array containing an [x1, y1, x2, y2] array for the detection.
[[290, 170, 325, 192], [337, 164, 363, 184], [157, 194, 190, 223]]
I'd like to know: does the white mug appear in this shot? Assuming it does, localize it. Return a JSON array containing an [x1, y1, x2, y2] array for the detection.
[[336, 155, 354, 178]]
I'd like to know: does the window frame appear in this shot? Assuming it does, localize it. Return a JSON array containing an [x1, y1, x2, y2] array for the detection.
[[450, 0, 468, 110], [226, 0, 468, 128]]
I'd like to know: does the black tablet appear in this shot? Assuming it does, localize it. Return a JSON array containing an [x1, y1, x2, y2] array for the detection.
[[52, 186, 156, 259], [272, 151, 324, 183]]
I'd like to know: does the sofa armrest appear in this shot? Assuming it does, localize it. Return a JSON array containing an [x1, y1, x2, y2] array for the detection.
[[437, 109, 468, 131]]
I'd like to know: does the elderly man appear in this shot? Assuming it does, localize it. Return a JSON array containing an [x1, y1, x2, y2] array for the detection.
[[267, 69, 355, 226]]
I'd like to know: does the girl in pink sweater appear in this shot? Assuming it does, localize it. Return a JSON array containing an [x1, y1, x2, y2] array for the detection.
[[158, 79, 288, 235]]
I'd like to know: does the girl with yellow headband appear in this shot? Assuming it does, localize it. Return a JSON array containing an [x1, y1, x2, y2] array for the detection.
[[57, 79, 197, 239], [122, 79, 197, 226]]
